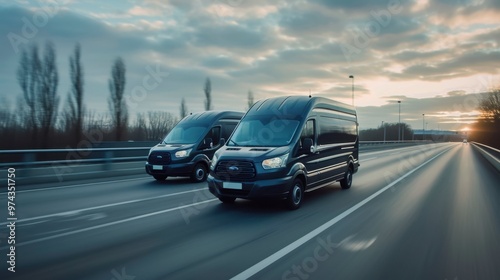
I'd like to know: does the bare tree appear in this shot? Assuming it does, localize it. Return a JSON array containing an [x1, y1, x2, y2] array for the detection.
[[247, 89, 254, 110], [85, 110, 110, 132], [180, 97, 188, 119], [479, 88, 500, 121], [204, 77, 212, 111], [17, 44, 41, 140], [108, 57, 127, 141], [39, 42, 59, 148], [14, 96, 27, 130], [129, 113, 148, 141], [147, 111, 177, 141], [0, 98, 14, 130], [0, 98, 15, 149], [472, 88, 500, 148], [66, 43, 85, 144]]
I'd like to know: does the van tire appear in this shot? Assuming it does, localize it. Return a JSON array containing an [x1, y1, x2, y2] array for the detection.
[[286, 179, 304, 210], [219, 196, 236, 204], [153, 175, 167, 181], [340, 165, 353, 189], [191, 163, 208, 182]]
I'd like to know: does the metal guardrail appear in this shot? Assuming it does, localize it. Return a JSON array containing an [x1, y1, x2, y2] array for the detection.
[[0, 147, 151, 168], [471, 142, 500, 157], [359, 140, 425, 144], [471, 142, 500, 171], [0, 140, 429, 168]]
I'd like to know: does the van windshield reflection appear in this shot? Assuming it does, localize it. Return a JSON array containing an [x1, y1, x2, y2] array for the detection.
[[229, 118, 300, 147], [163, 125, 207, 144]]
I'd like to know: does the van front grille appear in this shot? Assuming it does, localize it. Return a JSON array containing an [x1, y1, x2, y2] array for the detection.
[[148, 151, 171, 165], [215, 160, 255, 181]]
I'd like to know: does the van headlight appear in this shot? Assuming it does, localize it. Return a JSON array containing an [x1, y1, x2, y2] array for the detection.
[[210, 154, 218, 170], [262, 154, 289, 169], [174, 149, 192, 159]]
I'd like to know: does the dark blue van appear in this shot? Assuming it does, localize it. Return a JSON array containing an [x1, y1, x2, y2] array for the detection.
[[146, 111, 244, 182], [207, 96, 359, 209]]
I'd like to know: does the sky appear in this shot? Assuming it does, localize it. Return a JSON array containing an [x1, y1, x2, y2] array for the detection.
[[0, 0, 499, 131]]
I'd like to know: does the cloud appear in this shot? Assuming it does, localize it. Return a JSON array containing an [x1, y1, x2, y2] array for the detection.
[[447, 90, 466, 96], [473, 28, 500, 45], [0, 0, 498, 130], [312, 0, 400, 11], [201, 55, 243, 69], [128, 6, 162, 17], [390, 49, 449, 62], [192, 23, 270, 50], [389, 50, 500, 81]]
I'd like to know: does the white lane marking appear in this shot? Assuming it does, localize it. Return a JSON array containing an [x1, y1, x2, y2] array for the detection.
[[78, 213, 107, 221], [340, 236, 377, 252], [0, 177, 148, 195], [230, 146, 452, 280], [360, 143, 445, 157], [34, 227, 76, 237], [0, 188, 207, 226], [361, 157, 377, 162], [360, 146, 417, 156], [1, 199, 218, 249], [17, 220, 48, 227]]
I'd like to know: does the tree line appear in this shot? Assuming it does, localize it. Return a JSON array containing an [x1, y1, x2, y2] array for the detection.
[[3, 41, 496, 150], [359, 123, 414, 141], [0, 42, 259, 150]]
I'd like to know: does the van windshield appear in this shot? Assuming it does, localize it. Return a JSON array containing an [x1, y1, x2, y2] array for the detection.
[[163, 125, 207, 144], [229, 117, 300, 147]]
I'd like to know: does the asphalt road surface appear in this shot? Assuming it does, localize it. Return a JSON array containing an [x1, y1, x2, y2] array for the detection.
[[1, 142, 499, 280]]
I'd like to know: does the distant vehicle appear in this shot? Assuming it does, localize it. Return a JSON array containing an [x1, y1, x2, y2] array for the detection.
[[145, 111, 244, 182], [463, 139, 468, 144], [207, 96, 360, 209]]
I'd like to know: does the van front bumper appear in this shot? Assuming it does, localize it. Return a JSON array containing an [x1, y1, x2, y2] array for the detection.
[[207, 174, 294, 200], [145, 162, 195, 177]]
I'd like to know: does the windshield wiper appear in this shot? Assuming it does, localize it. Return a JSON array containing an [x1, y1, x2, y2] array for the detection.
[[229, 139, 239, 146]]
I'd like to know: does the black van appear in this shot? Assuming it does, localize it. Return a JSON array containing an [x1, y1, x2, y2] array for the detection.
[[207, 96, 359, 209], [145, 111, 244, 182]]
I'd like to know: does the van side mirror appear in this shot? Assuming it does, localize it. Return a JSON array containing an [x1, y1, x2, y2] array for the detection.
[[202, 138, 213, 149], [220, 138, 226, 146], [302, 138, 314, 154]]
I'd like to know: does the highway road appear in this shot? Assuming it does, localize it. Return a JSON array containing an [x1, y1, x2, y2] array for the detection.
[[1, 142, 499, 280]]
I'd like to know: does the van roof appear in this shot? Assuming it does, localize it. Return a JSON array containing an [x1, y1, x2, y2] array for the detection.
[[249, 96, 356, 117], [180, 110, 244, 124]]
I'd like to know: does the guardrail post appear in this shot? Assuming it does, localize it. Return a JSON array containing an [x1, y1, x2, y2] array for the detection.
[[22, 152, 35, 177], [104, 151, 113, 171]]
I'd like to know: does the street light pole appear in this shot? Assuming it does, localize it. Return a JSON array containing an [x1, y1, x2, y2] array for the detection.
[[398, 101, 401, 142], [349, 75, 354, 106], [422, 114, 425, 141], [382, 121, 386, 143]]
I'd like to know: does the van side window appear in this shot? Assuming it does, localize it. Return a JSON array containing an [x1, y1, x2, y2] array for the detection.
[[300, 119, 315, 148], [318, 117, 357, 145], [221, 122, 237, 140], [202, 126, 221, 149], [210, 126, 221, 146]]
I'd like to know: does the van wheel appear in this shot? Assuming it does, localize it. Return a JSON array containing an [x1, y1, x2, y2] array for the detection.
[[191, 163, 208, 182], [286, 179, 304, 210], [340, 166, 353, 189], [219, 196, 236, 204], [153, 175, 167, 181]]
